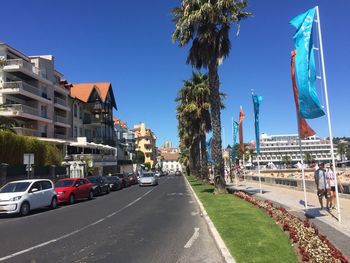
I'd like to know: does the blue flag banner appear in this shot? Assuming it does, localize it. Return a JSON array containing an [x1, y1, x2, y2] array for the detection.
[[206, 137, 213, 164], [290, 7, 325, 119], [232, 121, 238, 161], [252, 94, 263, 154]]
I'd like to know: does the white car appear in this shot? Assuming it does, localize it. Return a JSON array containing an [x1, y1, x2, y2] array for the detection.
[[0, 179, 58, 216], [139, 172, 158, 186]]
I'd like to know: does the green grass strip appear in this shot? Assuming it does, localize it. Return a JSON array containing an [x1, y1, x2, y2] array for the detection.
[[187, 176, 297, 263]]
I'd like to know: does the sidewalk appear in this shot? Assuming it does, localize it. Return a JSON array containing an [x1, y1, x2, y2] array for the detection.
[[226, 180, 350, 258]]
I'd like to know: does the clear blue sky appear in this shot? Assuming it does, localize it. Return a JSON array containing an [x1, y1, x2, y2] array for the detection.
[[1, 0, 349, 147]]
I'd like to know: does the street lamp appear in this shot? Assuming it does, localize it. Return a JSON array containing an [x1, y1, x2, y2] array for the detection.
[[63, 143, 71, 178]]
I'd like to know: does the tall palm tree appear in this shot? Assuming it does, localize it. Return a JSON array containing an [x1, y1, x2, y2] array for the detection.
[[172, 0, 252, 192], [176, 72, 212, 179]]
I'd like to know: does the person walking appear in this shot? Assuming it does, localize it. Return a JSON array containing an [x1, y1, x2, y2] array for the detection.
[[326, 163, 344, 210], [314, 162, 330, 210]]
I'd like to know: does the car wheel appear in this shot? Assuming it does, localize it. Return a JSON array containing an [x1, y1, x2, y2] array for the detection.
[[88, 190, 94, 200], [50, 197, 58, 209], [106, 186, 110, 194], [19, 202, 30, 216], [69, 194, 75, 205]]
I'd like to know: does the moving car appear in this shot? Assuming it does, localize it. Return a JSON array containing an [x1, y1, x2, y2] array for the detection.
[[0, 179, 58, 216], [87, 176, 110, 196], [139, 172, 158, 187], [175, 170, 182, 176], [103, 176, 122, 191], [55, 178, 93, 204]]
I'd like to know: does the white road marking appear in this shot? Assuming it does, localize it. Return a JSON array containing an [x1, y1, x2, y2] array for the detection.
[[0, 178, 169, 262], [188, 200, 195, 204], [191, 211, 199, 216], [184, 227, 200, 248]]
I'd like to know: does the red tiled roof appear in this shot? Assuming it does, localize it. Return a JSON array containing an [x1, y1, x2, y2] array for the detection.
[[161, 152, 179, 161], [70, 82, 114, 105]]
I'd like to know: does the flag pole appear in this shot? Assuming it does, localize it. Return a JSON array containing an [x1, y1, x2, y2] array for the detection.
[[315, 6, 341, 222], [232, 117, 238, 186], [297, 135, 308, 210], [257, 154, 262, 194]]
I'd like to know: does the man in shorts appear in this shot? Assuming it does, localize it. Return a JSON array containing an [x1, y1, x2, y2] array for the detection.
[[314, 162, 330, 210]]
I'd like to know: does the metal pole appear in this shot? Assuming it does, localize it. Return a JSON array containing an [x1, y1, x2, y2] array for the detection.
[[315, 6, 341, 222], [257, 154, 262, 194]]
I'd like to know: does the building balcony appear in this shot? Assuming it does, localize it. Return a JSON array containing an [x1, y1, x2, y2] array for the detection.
[[70, 154, 117, 164], [83, 116, 101, 125], [54, 96, 70, 111], [1, 81, 52, 104], [54, 115, 70, 128], [3, 59, 40, 79], [53, 84, 69, 95], [13, 127, 40, 137], [0, 104, 52, 123]]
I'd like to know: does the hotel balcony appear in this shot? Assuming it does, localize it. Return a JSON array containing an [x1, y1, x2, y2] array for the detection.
[[13, 127, 40, 137], [53, 83, 69, 95], [54, 115, 70, 128], [70, 154, 117, 165], [1, 81, 52, 104], [3, 59, 40, 79], [54, 97, 70, 111], [0, 104, 52, 123]]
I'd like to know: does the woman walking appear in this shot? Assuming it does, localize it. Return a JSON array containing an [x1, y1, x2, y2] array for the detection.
[[326, 163, 344, 210]]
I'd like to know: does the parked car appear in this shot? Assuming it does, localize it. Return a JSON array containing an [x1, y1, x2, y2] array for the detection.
[[103, 176, 122, 191], [175, 170, 182, 176], [87, 176, 110, 196], [116, 173, 130, 188], [127, 173, 138, 185], [0, 179, 58, 216], [139, 172, 158, 186], [55, 178, 93, 205]]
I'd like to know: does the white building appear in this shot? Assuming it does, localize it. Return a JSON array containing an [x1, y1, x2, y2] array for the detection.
[[251, 133, 338, 165], [161, 152, 182, 173], [0, 43, 71, 139]]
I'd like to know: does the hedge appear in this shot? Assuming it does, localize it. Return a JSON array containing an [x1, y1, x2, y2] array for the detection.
[[0, 131, 63, 166]]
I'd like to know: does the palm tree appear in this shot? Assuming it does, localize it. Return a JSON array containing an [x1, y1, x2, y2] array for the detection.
[[172, 0, 252, 192], [176, 72, 212, 179], [304, 152, 314, 165]]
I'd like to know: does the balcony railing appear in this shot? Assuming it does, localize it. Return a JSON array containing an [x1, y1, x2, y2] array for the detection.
[[2, 81, 42, 97], [54, 97, 68, 107], [5, 59, 40, 75], [54, 115, 67, 124], [83, 116, 101, 125], [13, 127, 40, 137], [71, 154, 117, 163], [0, 104, 39, 116]]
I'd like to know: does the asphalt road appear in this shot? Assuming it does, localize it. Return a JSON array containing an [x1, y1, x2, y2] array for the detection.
[[0, 176, 223, 263]]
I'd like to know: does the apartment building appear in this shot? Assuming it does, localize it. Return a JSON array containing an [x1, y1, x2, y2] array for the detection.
[[70, 82, 116, 146], [114, 118, 135, 161], [251, 133, 338, 165], [133, 123, 157, 168], [0, 43, 70, 138]]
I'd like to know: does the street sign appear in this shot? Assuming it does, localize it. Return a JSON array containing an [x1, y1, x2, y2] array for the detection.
[[23, 154, 34, 165]]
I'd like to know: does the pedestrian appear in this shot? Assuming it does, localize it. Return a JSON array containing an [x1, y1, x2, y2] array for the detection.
[[314, 162, 330, 210], [326, 163, 344, 210]]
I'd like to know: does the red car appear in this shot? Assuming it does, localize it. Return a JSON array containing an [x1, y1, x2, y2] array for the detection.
[[55, 178, 93, 205]]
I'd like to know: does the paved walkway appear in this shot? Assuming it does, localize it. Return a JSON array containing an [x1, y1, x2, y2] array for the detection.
[[226, 180, 350, 258]]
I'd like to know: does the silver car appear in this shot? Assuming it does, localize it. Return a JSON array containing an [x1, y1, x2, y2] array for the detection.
[[139, 172, 158, 187]]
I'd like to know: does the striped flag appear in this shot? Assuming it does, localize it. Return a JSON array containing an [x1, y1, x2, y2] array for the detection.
[[238, 107, 245, 155]]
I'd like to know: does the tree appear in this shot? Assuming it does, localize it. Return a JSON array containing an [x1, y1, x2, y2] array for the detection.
[[304, 152, 314, 165], [176, 72, 212, 180], [134, 150, 145, 164], [282, 155, 292, 168], [0, 116, 17, 133], [172, 0, 252, 193], [337, 143, 346, 162]]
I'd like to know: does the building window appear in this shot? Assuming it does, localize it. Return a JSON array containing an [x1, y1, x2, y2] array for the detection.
[[74, 105, 78, 118], [79, 128, 83, 136], [74, 126, 77, 137], [40, 105, 47, 118]]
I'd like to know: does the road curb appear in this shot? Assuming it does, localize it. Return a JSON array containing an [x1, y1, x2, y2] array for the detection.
[[184, 176, 236, 263]]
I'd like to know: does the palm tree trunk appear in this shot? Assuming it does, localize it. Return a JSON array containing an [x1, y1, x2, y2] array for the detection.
[[193, 137, 201, 178], [189, 145, 196, 177], [200, 133, 208, 181], [208, 61, 226, 193]]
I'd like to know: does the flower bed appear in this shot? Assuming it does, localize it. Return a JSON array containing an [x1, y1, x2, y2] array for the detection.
[[234, 191, 349, 263]]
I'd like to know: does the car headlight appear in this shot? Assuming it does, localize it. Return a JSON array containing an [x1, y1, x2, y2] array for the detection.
[[9, 196, 22, 201], [57, 191, 66, 195]]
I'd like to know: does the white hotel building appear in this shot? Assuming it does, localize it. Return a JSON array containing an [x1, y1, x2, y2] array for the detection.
[[251, 133, 338, 165]]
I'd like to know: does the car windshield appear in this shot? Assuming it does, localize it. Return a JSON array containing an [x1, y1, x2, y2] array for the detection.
[[0, 182, 31, 193], [55, 180, 74, 187], [105, 177, 116, 182], [88, 177, 98, 183], [142, 173, 154, 178]]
